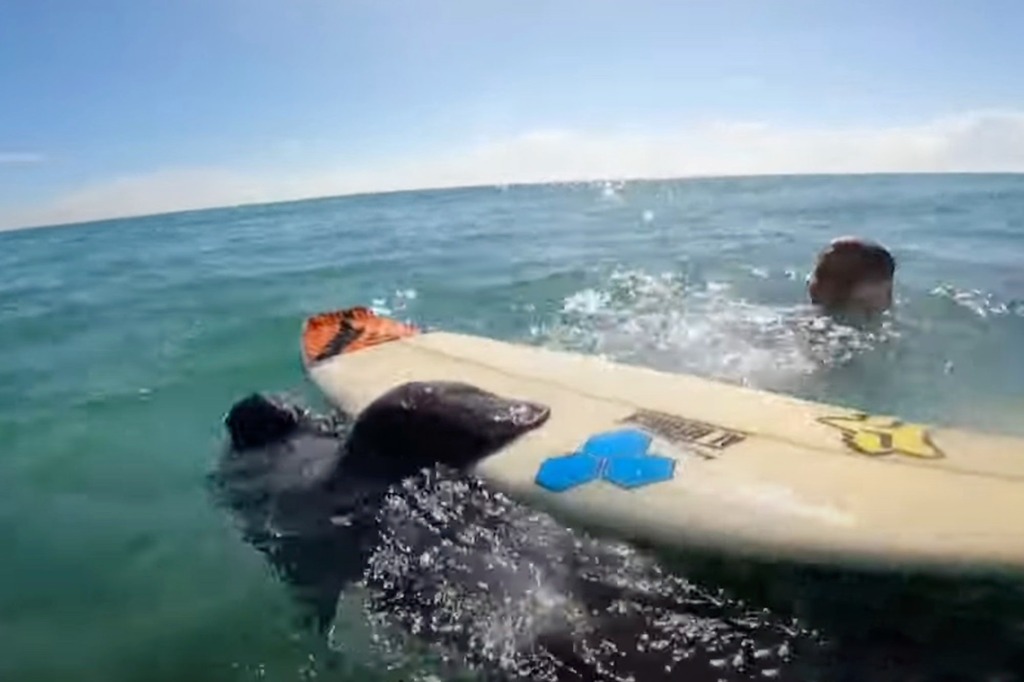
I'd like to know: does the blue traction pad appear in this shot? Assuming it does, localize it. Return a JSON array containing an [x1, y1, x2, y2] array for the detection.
[[535, 428, 676, 492]]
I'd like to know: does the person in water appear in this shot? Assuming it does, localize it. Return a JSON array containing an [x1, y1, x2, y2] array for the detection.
[[808, 237, 895, 316]]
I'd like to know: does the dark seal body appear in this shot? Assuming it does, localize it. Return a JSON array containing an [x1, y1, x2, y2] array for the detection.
[[211, 382, 816, 681]]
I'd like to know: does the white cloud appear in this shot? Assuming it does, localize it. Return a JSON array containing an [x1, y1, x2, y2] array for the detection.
[[4, 109, 1024, 230]]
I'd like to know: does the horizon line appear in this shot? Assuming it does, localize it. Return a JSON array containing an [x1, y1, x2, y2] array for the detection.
[[3, 169, 1021, 236]]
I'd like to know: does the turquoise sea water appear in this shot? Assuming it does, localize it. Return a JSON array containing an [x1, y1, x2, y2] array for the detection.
[[2, 175, 1024, 681]]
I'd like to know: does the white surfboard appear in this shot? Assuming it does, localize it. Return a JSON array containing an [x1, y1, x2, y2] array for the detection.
[[300, 306, 1024, 577]]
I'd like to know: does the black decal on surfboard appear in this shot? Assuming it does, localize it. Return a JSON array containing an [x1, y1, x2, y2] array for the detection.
[[622, 410, 746, 455], [302, 307, 418, 364], [818, 413, 945, 460]]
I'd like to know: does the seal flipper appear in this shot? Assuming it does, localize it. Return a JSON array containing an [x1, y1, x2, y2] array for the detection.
[[215, 392, 373, 635], [224, 393, 304, 450], [264, 530, 373, 634], [343, 381, 551, 478]]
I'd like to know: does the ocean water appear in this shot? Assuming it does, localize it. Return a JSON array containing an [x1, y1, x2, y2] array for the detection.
[[2, 174, 1024, 681]]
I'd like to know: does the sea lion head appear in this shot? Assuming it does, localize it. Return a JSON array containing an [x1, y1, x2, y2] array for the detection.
[[224, 392, 305, 450], [344, 381, 551, 477]]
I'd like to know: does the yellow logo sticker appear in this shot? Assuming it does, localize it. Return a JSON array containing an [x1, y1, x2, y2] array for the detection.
[[818, 414, 944, 460]]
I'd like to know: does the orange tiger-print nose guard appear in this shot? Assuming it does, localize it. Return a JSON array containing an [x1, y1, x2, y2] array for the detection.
[[302, 306, 419, 365]]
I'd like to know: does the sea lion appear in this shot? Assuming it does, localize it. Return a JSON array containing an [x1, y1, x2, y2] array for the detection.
[[212, 382, 551, 631], [210, 382, 816, 681]]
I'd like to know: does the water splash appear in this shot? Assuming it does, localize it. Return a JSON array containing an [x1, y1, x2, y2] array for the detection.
[[531, 268, 899, 391], [370, 288, 420, 317], [930, 284, 1024, 318], [347, 467, 819, 681], [597, 180, 626, 202]]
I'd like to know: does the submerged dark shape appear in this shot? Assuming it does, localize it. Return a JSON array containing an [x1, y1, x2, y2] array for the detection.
[[214, 392, 366, 630], [211, 383, 817, 681]]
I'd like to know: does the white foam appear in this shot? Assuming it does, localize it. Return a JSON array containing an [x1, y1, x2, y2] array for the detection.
[[561, 288, 611, 315], [597, 180, 625, 202], [535, 268, 898, 391], [370, 288, 421, 318], [931, 284, 1022, 318]]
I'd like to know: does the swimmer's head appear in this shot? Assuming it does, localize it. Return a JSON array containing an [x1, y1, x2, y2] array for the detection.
[[808, 237, 895, 316]]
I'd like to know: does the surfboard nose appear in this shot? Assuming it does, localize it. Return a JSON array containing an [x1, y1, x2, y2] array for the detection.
[[302, 306, 418, 365]]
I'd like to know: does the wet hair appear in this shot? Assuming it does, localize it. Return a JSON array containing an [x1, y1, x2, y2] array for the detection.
[[814, 239, 894, 283], [809, 238, 895, 308]]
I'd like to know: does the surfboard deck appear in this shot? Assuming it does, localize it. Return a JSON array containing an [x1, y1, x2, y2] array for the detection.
[[300, 306, 1024, 576]]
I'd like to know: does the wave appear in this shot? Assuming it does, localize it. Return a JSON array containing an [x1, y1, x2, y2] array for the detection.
[[930, 284, 1024, 318]]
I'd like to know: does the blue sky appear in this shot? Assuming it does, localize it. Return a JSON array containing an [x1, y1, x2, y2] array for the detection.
[[2, 0, 1024, 228]]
